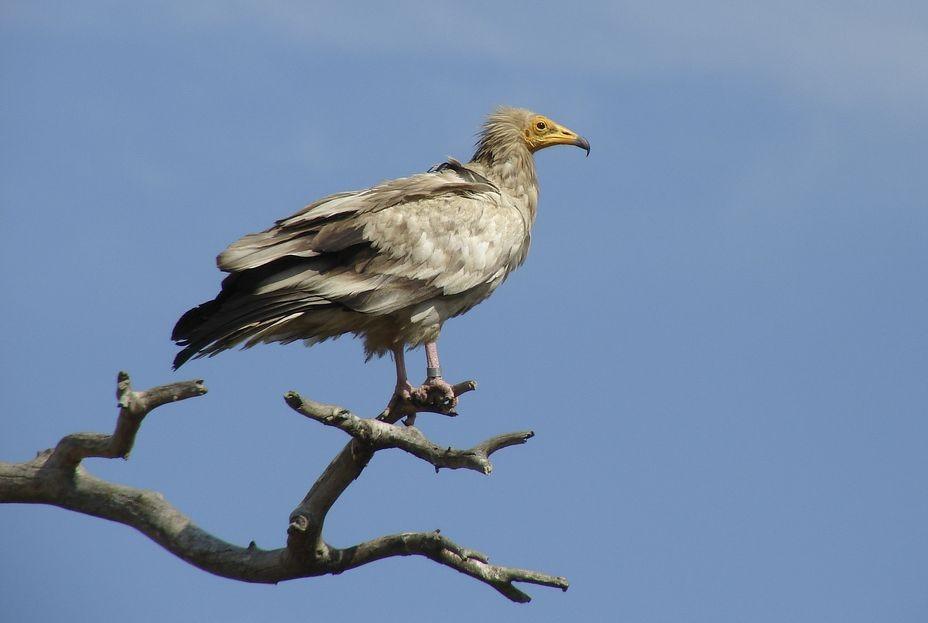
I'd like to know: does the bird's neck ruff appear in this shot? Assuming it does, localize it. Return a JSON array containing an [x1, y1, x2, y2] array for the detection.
[[470, 109, 539, 205]]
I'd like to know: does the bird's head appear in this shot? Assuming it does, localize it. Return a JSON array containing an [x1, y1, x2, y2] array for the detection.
[[472, 107, 590, 164], [522, 113, 591, 156]]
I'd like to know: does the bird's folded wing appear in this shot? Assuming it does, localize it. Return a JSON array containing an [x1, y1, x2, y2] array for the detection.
[[217, 165, 497, 272], [214, 165, 521, 315]]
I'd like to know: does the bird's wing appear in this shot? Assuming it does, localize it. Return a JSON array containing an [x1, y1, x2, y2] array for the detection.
[[217, 160, 498, 272], [214, 162, 520, 316]]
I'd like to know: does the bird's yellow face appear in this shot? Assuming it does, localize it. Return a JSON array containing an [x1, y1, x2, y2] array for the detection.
[[522, 115, 590, 155]]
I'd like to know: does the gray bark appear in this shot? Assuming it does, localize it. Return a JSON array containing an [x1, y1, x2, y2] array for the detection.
[[0, 372, 568, 603]]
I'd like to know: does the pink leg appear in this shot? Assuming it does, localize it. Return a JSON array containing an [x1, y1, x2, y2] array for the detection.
[[425, 341, 442, 379], [420, 340, 454, 406], [390, 341, 459, 416], [392, 345, 413, 394]]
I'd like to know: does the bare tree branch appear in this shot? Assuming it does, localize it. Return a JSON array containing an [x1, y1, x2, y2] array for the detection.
[[284, 391, 533, 474], [45, 371, 207, 470], [330, 530, 568, 603], [0, 372, 568, 603], [283, 377, 486, 559]]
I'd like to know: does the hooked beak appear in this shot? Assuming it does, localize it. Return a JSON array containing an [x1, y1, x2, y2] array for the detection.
[[540, 124, 591, 156], [573, 134, 591, 157]]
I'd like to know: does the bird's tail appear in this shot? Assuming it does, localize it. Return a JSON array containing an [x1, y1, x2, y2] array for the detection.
[[171, 286, 335, 369], [171, 261, 337, 369], [171, 298, 224, 369]]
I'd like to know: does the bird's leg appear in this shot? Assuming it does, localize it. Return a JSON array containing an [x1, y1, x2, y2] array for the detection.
[[386, 342, 460, 418], [392, 345, 413, 396], [390, 345, 419, 426], [415, 340, 457, 410], [425, 341, 441, 379]]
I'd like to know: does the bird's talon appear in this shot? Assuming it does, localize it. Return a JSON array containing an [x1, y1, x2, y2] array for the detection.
[[400, 377, 459, 414], [393, 381, 415, 402]]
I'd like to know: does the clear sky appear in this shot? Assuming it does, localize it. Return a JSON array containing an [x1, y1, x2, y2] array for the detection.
[[2, 2, 926, 621]]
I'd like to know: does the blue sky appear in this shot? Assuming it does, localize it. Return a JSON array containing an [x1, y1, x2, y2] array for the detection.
[[2, 2, 926, 621]]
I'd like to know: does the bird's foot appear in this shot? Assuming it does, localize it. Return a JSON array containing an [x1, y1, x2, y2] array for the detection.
[[384, 378, 477, 424], [410, 377, 458, 415], [394, 378, 458, 414]]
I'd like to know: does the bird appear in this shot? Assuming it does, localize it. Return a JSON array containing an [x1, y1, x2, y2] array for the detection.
[[172, 107, 589, 410]]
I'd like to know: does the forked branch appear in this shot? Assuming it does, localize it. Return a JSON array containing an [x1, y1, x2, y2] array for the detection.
[[44, 372, 207, 470], [0, 372, 568, 603], [284, 391, 533, 475]]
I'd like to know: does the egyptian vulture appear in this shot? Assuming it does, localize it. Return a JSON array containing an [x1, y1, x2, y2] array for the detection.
[[172, 107, 589, 405]]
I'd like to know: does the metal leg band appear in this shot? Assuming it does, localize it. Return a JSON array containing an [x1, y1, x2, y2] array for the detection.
[[426, 367, 442, 379]]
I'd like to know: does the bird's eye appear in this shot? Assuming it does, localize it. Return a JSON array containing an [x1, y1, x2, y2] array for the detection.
[[535, 121, 547, 131]]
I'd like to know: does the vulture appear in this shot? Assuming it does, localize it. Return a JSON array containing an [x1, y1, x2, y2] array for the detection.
[[172, 107, 589, 405]]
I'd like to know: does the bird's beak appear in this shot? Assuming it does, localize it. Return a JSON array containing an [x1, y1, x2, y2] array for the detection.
[[543, 124, 591, 156]]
